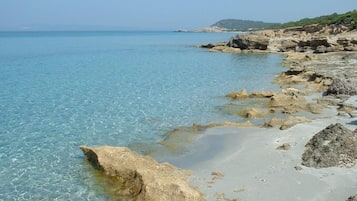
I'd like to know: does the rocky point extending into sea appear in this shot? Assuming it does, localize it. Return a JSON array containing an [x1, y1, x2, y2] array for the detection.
[[81, 23, 357, 201]]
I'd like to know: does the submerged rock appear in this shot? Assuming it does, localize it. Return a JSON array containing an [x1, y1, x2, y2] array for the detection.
[[301, 123, 357, 168], [80, 146, 204, 201]]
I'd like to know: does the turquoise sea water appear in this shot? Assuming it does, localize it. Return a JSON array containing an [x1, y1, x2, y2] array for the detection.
[[0, 31, 283, 200]]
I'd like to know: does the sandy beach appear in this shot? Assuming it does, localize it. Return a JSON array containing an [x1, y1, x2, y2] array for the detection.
[[185, 116, 356, 201], [162, 25, 357, 200], [186, 38, 357, 199], [158, 82, 357, 200], [143, 49, 357, 200]]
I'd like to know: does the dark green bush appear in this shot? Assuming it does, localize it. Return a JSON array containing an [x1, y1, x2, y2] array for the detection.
[[276, 10, 356, 30]]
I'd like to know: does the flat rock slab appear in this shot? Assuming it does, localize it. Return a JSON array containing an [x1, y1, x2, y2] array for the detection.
[[80, 145, 204, 201]]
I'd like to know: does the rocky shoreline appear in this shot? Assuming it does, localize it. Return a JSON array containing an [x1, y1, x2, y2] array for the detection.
[[200, 23, 357, 53], [198, 23, 357, 131], [81, 25, 357, 201]]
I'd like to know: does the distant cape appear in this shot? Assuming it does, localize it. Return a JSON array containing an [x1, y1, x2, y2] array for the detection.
[[194, 19, 280, 32]]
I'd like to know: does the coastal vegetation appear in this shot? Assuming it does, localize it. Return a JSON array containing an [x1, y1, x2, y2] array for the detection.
[[211, 10, 357, 32], [277, 10, 357, 30]]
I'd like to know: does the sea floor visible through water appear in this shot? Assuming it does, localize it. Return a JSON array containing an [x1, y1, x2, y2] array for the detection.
[[0, 31, 284, 200]]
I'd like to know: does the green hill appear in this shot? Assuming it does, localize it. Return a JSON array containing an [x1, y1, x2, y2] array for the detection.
[[212, 10, 357, 32], [212, 19, 280, 31], [278, 10, 357, 30]]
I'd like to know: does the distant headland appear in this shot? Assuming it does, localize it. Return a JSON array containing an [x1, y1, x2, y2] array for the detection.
[[185, 10, 356, 32]]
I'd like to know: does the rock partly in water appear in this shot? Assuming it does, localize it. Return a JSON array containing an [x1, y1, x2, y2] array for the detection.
[[263, 116, 311, 130], [301, 123, 357, 168], [326, 78, 357, 96], [228, 33, 269, 50], [267, 92, 308, 114], [248, 91, 275, 98], [236, 107, 270, 119], [199, 43, 217, 49], [225, 89, 249, 100], [204, 121, 254, 128], [225, 87, 326, 117], [80, 146, 204, 201], [200, 23, 357, 54], [194, 26, 228, 33]]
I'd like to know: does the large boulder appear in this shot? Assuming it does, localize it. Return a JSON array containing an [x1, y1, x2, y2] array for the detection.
[[228, 33, 269, 50], [301, 123, 357, 168], [80, 146, 204, 201], [326, 78, 357, 95]]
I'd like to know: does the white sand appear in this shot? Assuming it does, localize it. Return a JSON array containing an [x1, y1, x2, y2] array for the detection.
[[181, 115, 357, 201]]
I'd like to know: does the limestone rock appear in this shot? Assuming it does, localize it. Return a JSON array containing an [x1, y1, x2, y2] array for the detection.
[[211, 171, 224, 180], [338, 38, 357, 51], [281, 116, 312, 130], [248, 91, 275, 98], [236, 107, 270, 119], [326, 78, 357, 96], [279, 39, 299, 52], [80, 146, 204, 201], [205, 121, 253, 128], [228, 33, 269, 50], [194, 26, 227, 32], [225, 89, 249, 100], [301, 123, 357, 168], [276, 143, 291, 150], [284, 24, 325, 33], [200, 23, 357, 54], [267, 92, 308, 114], [298, 37, 331, 51], [263, 116, 311, 130]]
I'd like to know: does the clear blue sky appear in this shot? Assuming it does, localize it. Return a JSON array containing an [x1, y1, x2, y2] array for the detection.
[[0, 0, 356, 31]]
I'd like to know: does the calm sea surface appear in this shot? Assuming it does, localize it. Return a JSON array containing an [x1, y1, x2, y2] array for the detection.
[[0, 31, 283, 200]]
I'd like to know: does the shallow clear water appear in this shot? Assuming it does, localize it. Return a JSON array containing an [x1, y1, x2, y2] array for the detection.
[[0, 31, 283, 200]]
